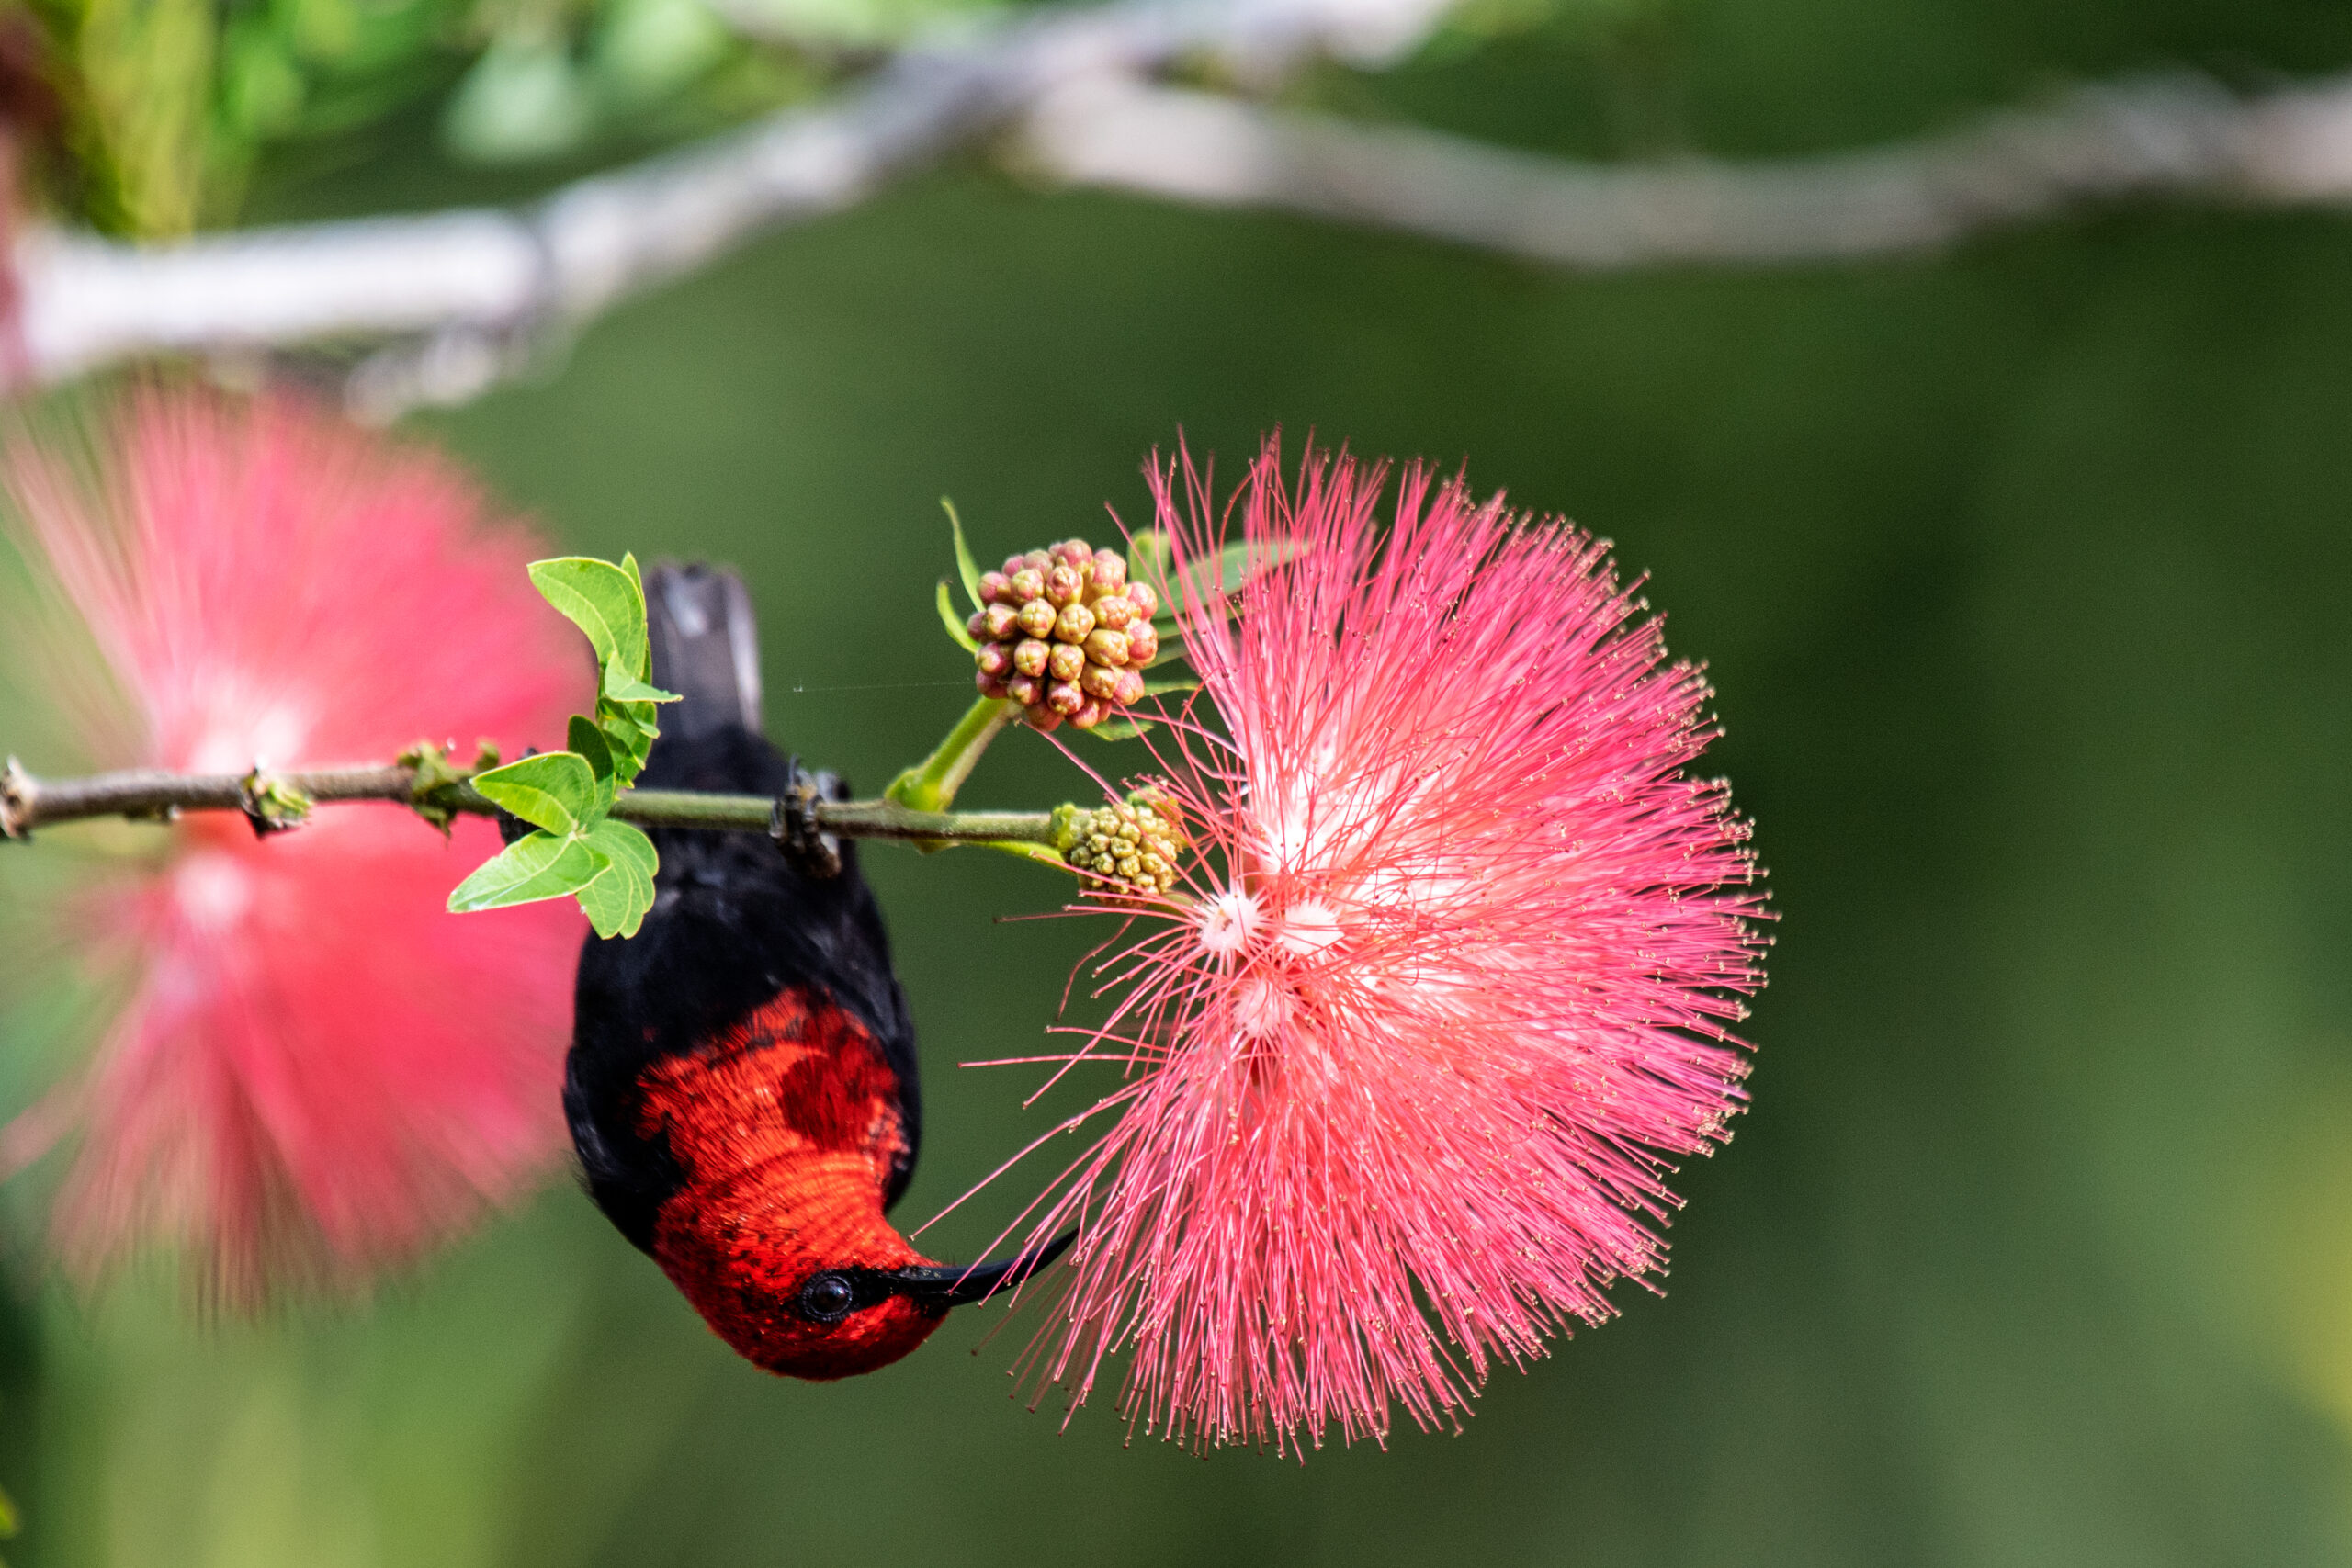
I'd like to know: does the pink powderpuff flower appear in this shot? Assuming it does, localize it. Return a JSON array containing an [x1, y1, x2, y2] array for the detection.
[[0, 388, 586, 1304], [1003, 441, 1768, 1452]]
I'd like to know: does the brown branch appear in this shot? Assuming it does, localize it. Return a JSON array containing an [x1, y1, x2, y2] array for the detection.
[[0, 759, 1058, 848]]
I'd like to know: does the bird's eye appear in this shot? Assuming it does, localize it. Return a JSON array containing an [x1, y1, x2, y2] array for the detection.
[[798, 1272, 857, 1323]]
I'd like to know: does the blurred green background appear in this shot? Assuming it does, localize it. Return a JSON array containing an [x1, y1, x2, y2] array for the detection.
[[10, 0, 2352, 1562]]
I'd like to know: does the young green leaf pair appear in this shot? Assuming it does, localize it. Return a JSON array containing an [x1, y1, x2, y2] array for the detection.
[[447, 555, 679, 939]]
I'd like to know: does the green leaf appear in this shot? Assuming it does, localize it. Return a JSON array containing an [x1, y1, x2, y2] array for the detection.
[[1147, 538, 1303, 620], [589, 815, 657, 881], [599, 701, 659, 787], [1086, 718, 1156, 741], [568, 715, 616, 817], [447, 829, 606, 912], [471, 751, 598, 835], [621, 553, 651, 677], [1125, 528, 1170, 592], [530, 557, 650, 684], [576, 818, 659, 939], [943, 498, 984, 610], [602, 666, 682, 705], [935, 579, 981, 652], [1140, 678, 1199, 697]]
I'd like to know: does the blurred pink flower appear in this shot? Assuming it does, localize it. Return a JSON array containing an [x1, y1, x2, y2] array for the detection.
[[1009, 442, 1767, 1451], [1, 389, 586, 1303]]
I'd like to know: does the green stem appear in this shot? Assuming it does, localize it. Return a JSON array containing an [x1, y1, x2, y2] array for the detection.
[[620, 790, 1058, 847], [885, 694, 1017, 814]]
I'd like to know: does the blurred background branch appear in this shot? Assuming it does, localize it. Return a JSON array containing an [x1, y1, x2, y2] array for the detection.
[[15, 0, 2352, 419], [1017, 70, 2352, 265], [7, 0, 1454, 418]]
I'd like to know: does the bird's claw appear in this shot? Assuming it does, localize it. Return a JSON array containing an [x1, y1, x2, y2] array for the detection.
[[771, 758, 844, 878]]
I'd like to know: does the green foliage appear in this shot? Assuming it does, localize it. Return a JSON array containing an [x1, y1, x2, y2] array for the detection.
[[1128, 530, 1292, 622], [401, 737, 502, 833], [26, 0, 477, 232], [469, 749, 599, 837], [932, 497, 987, 649], [447, 551, 674, 939], [528, 553, 673, 785], [16, 0, 1006, 232], [942, 497, 984, 609], [933, 578, 979, 652]]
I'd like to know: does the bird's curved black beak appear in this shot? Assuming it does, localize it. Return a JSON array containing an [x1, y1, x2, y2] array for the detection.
[[888, 1231, 1076, 1308]]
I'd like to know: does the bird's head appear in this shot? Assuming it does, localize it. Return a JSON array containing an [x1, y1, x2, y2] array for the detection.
[[651, 1147, 1072, 1381]]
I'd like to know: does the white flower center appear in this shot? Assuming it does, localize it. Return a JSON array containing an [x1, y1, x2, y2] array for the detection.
[[1196, 888, 1262, 958], [1272, 897, 1344, 958]]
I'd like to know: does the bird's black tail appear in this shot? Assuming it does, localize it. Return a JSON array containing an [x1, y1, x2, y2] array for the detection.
[[645, 563, 763, 743], [634, 562, 786, 798]]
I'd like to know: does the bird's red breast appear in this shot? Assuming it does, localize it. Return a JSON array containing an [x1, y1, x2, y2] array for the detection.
[[634, 987, 946, 1378]]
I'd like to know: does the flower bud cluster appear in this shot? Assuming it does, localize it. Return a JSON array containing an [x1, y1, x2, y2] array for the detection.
[[1056, 791, 1185, 895], [969, 536, 1161, 732]]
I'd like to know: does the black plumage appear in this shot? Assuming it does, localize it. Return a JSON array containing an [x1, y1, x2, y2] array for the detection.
[[561, 564, 922, 1253]]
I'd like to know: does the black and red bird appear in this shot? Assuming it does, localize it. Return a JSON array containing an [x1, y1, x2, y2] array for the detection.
[[564, 564, 1065, 1380]]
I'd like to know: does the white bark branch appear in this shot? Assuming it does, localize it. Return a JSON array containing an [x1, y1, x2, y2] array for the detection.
[[1018, 72, 2352, 266], [14, 0, 2352, 418], [10, 0, 1451, 416]]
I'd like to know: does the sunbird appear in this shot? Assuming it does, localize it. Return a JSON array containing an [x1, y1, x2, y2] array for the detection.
[[564, 564, 1067, 1379]]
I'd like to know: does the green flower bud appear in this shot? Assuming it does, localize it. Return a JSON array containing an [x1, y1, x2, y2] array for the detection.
[[1084, 627, 1130, 668], [1125, 580, 1159, 618], [1092, 594, 1136, 631], [1048, 641, 1087, 682], [1052, 789, 1186, 894], [1055, 601, 1096, 644], [1008, 673, 1042, 706], [978, 570, 1012, 604], [1010, 567, 1046, 604], [976, 642, 1012, 679], [1014, 637, 1052, 677], [1046, 563, 1085, 607], [1124, 621, 1159, 664], [1047, 680, 1085, 715], [1081, 663, 1123, 700], [1017, 598, 1057, 638]]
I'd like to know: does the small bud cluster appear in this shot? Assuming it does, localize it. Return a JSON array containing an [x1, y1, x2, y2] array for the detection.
[[1058, 791, 1186, 895], [969, 537, 1161, 732]]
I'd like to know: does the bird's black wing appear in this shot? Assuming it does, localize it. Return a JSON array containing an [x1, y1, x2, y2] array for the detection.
[[562, 564, 922, 1253]]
